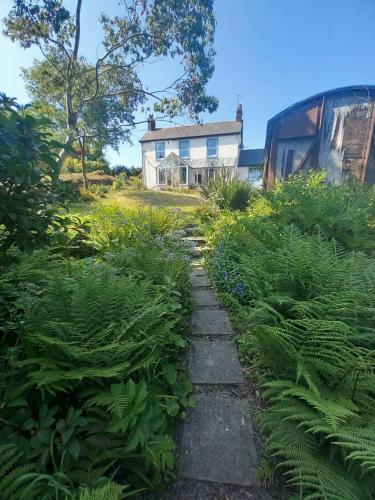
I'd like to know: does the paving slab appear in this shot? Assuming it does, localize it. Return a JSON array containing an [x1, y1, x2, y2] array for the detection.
[[193, 288, 220, 307], [190, 246, 203, 258], [191, 266, 205, 276], [190, 274, 210, 287], [189, 340, 244, 384], [182, 236, 206, 246], [178, 394, 257, 486], [191, 309, 233, 336]]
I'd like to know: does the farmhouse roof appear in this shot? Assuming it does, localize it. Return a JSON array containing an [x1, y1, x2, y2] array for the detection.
[[140, 120, 242, 143], [238, 148, 264, 166]]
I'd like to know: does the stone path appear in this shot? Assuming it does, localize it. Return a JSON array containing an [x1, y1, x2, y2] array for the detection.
[[176, 231, 258, 490]]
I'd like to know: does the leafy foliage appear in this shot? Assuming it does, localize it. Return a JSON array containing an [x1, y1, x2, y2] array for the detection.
[[200, 171, 255, 211], [0, 206, 192, 498], [0, 94, 65, 255], [4, 0, 218, 169], [206, 174, 375, 499]]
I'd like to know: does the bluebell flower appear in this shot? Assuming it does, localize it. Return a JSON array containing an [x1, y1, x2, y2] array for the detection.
[[233, 282, 245, 297]]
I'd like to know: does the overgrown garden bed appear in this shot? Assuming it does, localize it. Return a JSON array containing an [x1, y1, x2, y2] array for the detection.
[[203, 174, 375, 500], [0, 95, 194, 499]]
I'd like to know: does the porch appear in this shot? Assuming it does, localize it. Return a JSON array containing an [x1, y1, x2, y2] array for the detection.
[[156, 152, 235, 188]]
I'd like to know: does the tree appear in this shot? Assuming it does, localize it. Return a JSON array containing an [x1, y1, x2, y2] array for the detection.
[[3, 0, 218, 170]]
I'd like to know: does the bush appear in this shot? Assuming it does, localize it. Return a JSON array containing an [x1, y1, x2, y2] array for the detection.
[[201, 174, 254, 211], [263, 172, 375, 252], [127, 176, 144, 190], [112, 172, 127, 190], [0, 94, 64, 255], [206, 176, 375, 499], [79, 187, 98, 202], [90, 205, 185, 248], [63, 157, 111, 174]]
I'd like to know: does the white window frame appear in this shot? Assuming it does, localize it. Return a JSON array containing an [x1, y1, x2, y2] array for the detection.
[[158, 166, 166, 185], [207, 137, 218, 158], [180, 166, 188, 185], [248, 167, 261, 184], [155, 142, 165, 160], [179, 140, 190, 159], [206, 167, 215, 180]]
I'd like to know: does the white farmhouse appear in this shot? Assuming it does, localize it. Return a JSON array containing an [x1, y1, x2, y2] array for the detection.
[[140, 105, 245, 189]]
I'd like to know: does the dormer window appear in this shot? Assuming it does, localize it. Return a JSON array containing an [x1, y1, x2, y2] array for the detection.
[[155, 142, 165, 160], [207, 138, 218, 158], [179, 140, 190, 159]]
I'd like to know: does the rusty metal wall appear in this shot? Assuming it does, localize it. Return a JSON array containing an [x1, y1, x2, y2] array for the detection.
[[317, 93, 373, 183], [263, 88, 375, 187]]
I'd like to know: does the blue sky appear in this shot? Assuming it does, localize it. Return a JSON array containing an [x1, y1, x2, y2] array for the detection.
[[1, 0, 375, 167]]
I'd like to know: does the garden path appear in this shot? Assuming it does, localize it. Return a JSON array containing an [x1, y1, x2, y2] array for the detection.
[[176, 228, 258, 488]]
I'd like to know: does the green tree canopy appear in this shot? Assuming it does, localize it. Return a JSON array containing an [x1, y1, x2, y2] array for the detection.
[[3, 0, 218, 168]]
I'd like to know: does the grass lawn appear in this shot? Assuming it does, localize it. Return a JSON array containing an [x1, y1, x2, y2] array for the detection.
[[67, 188, 204, 217]]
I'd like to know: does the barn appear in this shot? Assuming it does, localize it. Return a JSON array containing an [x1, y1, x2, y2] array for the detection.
[[262, 85, 375, 188]]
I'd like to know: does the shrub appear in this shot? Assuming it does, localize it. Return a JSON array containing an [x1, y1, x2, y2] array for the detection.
[[112, 172, 127, 190], [201, 174, 254, 211], [0, 94, 65, 255], [79, 187, 98, 202], [263, 172, 375, 252], [127, 176, 144, 190], [90, 205, 185, 248], [63, 157, 111, 174]]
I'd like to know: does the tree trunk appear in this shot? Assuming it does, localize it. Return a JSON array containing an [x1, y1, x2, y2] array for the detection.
[[79, 136, 88, 189], [57, 132, 75, 172]]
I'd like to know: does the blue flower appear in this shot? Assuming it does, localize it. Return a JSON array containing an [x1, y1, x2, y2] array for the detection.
[[233, 282, 245, 297]]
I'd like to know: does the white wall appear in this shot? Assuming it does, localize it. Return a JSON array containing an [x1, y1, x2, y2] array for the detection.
[[142, 133, 241, 188], [236, 166, 262, 187]]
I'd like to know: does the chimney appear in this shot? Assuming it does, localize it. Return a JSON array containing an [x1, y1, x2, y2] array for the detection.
[[236, 103, 243, 122], [147, 114, 156, 131]]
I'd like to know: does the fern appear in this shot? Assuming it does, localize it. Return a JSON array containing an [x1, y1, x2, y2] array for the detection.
[[207, 177, 375, 499], [0, 445, 39, 500]]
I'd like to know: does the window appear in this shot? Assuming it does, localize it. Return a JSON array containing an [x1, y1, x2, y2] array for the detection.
[[179, 140, 190, 158], [207, 138, 218, 158], [158, 166, 166, 184], [194, 171, 203, 184], [180, 166, 187, 184], [248, 168, 261, 184], [155, 142, 165, 160], [206, 167, 215, 180]]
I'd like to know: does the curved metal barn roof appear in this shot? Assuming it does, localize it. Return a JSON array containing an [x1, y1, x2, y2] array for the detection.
[[268, 85, 375, 123]]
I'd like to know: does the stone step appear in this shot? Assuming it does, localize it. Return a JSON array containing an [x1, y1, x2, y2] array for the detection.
[[189, 340, 244, 384], [191, 265, 205, 276], [192, 288, 221, 307], [190, 273, 210, 288], [182, 236, 206, 247], [190, 246, 203, 259], [178, 394, 257, 486], [191, 259, 204, 268], [191, 309, 233, 336]]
